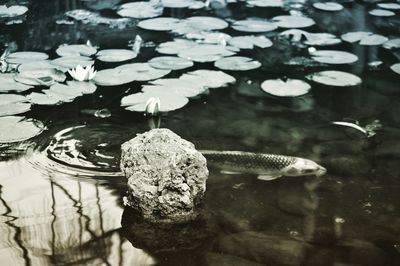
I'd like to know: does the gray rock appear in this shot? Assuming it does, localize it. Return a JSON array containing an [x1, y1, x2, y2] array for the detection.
[[120, 128, 208, 221]]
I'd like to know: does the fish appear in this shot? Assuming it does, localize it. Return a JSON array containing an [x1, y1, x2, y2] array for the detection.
[[200, 150, 326, 181]]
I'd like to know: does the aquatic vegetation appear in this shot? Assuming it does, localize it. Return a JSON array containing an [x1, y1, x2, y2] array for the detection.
[[272, 15, 315, 28], [228, 35, 273, 49], [369, 9, 395, 17], [214, 56, 262, 71], [178, 43, 237, 62], [0, 5, 28, 18], [65, 9, 133, 28], [310, 50, 358, 64], [246, 0, 283, 8], [6, 51, 48, 64], [56, 44, 98, 57], [0, 73, 31, 92], [144, 97, 161, 116], [377, 3, 400, 10], [332, 120, 382, 138], [138, 17, 181, 31], [51, 56, 94, 72], [179, 69, 235, 88], [281, 29, 341, 46], [307, 70, 361, 87], [15, 68, 66, 86], [117, 1, 164, 19], [68, 65, 97, 81], [148, 56, 194, 70], [96, 49, 137, 62], [231, 19, 277, 32], [0, 116, 44, 143], [390, 63, 400, 75], [341, 31, 388, 46], [313, 2, 343, 11], [383, 38, 400, 49], [0, 103, 31, 117], [261, 79, 311, 97]]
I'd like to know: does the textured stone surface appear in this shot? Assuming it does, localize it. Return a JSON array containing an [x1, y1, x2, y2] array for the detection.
[[120, 128, 208, 221]]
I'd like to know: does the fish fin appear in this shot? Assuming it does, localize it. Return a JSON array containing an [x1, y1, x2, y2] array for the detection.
[[220, 170, 242, 175], [257, 174, 282, 181]]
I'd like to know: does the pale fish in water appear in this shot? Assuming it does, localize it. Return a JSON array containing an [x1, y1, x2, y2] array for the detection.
[[200, 150, 327, 181]]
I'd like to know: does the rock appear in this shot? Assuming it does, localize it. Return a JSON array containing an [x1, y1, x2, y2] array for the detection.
[[215, 231, 309, 265], [120, 128, 208, 221], [205, 253, 264, 266]]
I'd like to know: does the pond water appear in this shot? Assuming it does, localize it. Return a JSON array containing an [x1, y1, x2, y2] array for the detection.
[[0, 0, 400, 265]]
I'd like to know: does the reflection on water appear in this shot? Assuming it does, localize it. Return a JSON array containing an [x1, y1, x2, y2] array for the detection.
[[1, 0, 400, 265]]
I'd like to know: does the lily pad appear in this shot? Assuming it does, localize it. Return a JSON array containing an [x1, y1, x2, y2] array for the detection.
[[311, 50, 358, 64], [185, 31, 232, 44], [391, 63, 400, 75], [0, 5, 28, 18], [228, 35, 273, 49], [15, 68, 66, 86], [272, 15, 315, 28], [145, 78, 206, 97], [121, 92, 189, 112], [0, 94, 28, 105], [178, 44, 236, 62], [214, 56, 262, 71], [282, 29, 341, 46], [96, 49, 137, 62], [377, 3, 400, 10], [56, 44, 98, 57], [156, 39, 197, 54], [341, 31, 388, 45], [66, 81, 97, 94], [117, 1, 163, 19], [180, 69, 236, 88], [162, 0, 202, 8], [138, 17, 181, 31], [0, 116, 45, 143], [27, 92, 62, 105], [246, 0, 283, 7], [307, 70, 361, 87], [115, 63, 171, 81], [313, 2, 343, 11], [0, 103, 31, 117], [6, 51, 49, 64], [0, 74, 32, 92], [93, 68, 137, 86], [368, 9, 395, 16], [51, 56, 94, 71], [383, 38, 400, 49], [261, 79, 311, 97], [18, 60, 57, 72], [148, 56, 194, 70], [231, 19, 278, 32], [172, 16, 229, 35]]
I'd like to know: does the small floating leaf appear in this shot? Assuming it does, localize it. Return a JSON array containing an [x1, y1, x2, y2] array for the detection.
[[93, 68, 137, 86], [246, 0, 283, 7], [0, 73, 32, 92], [228, 35, 273, 49], [383, 38, 400, 49], [180, 69, 236, 88], [115, 63, 171, 81], [231, 19, 278, 32], [261, 79, 311, 97], [313, 2, 343, 11], [121, 92, 188, 112], [390, 63, 400, 75], [178, 44, 236, 62], [172, 16, 229, 35], [0, 94, 28, 105], [0, 5, 28, 18], [6, 51, 48, 64], [18, 60, 56, 72], [368, 9, 395, 16], [272, 15, 315, 28], [162, 0, 203, 8], [145, 78, 205, 97], [96, 49, 137, 63], [0, 103, 31, 117], [307, 70, 361, 87], [27, 92, 61, 105], [56, 44, 98, 57], [377, 3, 400, 10], [311, 50, 358, 64], [138, 17, 181, 31], [341, 31, 388, 45], [148, 56, 194, 70], [0, 116, 45, 143], [51, 56, 94, 72], [156, 39, 197, 54], [214, 56, 261, 71], [15, 68, 66, 86], [117, 1, 163, 19]]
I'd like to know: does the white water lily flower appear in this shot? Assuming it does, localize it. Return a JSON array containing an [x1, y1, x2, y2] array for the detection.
[[144, 97, 160, 116], [68, 65, 97, 81]]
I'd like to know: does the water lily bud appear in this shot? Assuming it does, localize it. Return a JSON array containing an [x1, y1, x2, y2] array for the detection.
[[145, 97, 161, 116]]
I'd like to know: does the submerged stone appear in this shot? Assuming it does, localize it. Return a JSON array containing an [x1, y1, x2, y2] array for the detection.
[[120, 128, 208, 222]]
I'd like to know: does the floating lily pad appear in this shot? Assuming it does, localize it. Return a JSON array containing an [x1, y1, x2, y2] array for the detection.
[[56, 44, 98, 57], [307, 70, 361, 87], [15, 68, 66, 86], [121, 92, 189, 112], [96, 49, 137, 63], [185, 31, 232, 44], [246, 0, 283, 7], [51, 56, 94, 72], [145, 78, 206, 97], [0, 116, 45, 143], [93, 68, 137, 86], [117, 1, 163, 19], [214, 56, 262, 71], [172, 16, 229, 35], [377, 3, 400, 10], [272, 15, 315, 28], [261, 79, 311, 97], [228, 35, 273, 49], [313, 2, 343, 11], [0, 74, 32, 92], [148, 56, 194, 70], [0, 94, 28, 105], [368, 9, 395, 16], [391, 63, 400, 75], [44, 83, 84, 103], [138, 17, 181, 31], [66, 81, 97, 94], [311, 50, 358, 64], [0, 5, 28, 18], [66, 9, 133, 28], [178, 44, 236, 62], [156, 39, 197, 54], [341, 31, 388, 45], [231, 19, 278, 32], [18, 60, 56, 72], [281, 29, 341, 46], [180, 69, 236, 88], [6, 51, 49, 64], [115, 63, 171, 81], [162, 0, 202, 8], [0, 103, 31, 117], [27, 92, 61, 105], [383, 38, 400, 49]]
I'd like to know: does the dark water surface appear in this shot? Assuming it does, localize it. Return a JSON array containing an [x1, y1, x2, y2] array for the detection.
[[1, 0, 400, 265]]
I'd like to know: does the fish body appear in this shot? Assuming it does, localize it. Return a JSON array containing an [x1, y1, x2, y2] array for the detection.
[[200, 150, 326, 180]]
